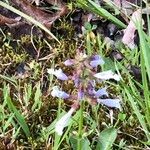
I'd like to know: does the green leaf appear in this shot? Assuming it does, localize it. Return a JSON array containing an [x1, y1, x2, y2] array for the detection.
[[32, 82, 42, 112], [103, 57, 116, 71], [84, 22, 92, 30], [3, 113, 15, 132], [70, 136, 91, 150], [0, 74, 17, 87], [96, 127, 117, 150], [118, 113, 126, 121], [92, 24, 97, 30], [123, 85, 150, 141], [137, 26, 150, 81]]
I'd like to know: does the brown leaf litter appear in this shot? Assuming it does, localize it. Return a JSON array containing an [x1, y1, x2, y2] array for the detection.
[[0, 0, 68, 28]]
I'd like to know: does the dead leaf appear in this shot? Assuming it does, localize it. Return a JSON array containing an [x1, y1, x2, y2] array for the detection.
[[0, 14, 19, 25], [10, 0, 68, 28], [44, 0, 68, 17], [122, 9, 143, 49]]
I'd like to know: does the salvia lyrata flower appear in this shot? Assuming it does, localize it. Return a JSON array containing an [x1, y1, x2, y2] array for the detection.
[[64, 59, 74, 66], [95, 87, 109, 97], [51, 86, 69, 99], [48, 51, 121, 135], [55, 107, 75, 135], [47, 68, 68, 81], [94, 70, 120, 81], [97, 99, 121, 110], [90, 55, 105, 67]]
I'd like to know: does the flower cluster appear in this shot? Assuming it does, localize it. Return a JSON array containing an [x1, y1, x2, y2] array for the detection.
[[47, 50, 121, 135]]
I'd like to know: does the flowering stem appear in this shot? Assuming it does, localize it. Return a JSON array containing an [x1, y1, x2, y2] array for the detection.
[[77, 101, 84, 150], [92, 105, 100, 130]]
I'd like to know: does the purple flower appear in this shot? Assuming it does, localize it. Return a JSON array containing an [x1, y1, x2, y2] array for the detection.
[[78, 89, 84, 100], [95, 87, 109, 97], [87, 80, 96, 95], [87, 87, 95, 96], [97, 98, 121, 110], [64, 59, 74, 66], [47, 68, 68, 80], [72, 74, 80, 87], [51, 86, 69, 99], [90, 55, 104, 68], [55, 107, 75, 135], [94, 70, 121, 81]]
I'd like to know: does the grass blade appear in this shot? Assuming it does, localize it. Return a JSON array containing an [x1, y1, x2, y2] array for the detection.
[[136, 22, 150, 81], [0, 74, 17, 87], [4, 85, 31, 138], [123, 85, 150, 141], [77, 0, 126, 28], [32, 82, 42, 112]]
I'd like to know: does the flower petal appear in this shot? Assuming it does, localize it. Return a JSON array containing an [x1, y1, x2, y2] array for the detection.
[[55, 108, 75, 135], [64, 59, 74, 66], [47, 68, 68, 81], [72, 74, 80, 87], [87, 80, 96, 95], [47, 68, 55, 74], [94, 70, 120, 81], [78, 90, 84, 100], [54, 69, 68, 80], [97, 98, 121, 109], [51, 86, 69, 99], [90, 55, 104, 67], [95, 87, 109, 97]]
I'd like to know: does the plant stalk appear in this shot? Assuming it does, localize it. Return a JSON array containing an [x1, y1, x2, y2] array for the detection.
[[77, 101, 84, 150]]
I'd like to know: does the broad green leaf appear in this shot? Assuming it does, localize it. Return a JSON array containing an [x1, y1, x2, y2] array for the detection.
[[103, 57, 116, 71], [96, 127, 117, 150], [70, 136, 91, 150]]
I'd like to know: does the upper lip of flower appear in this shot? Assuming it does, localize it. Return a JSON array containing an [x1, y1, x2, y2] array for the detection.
[[64, 59, 75, 66], [89, 55, 105, 68], [94, 87, 109, 97], [47, 68, 68, 81], [55, 107, 75, 135], [51, 86, 70, 99], [94, 70, 121, 81], [97, 98, 121, 110]]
